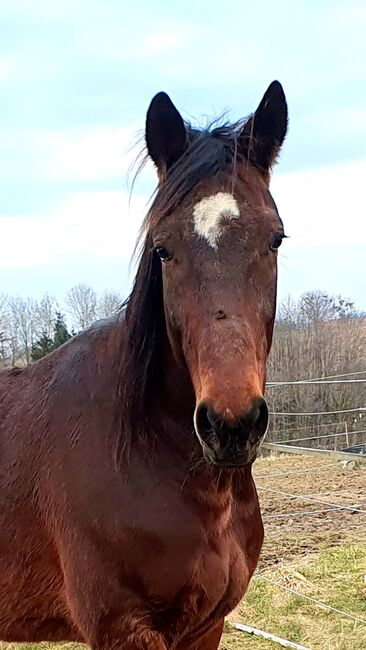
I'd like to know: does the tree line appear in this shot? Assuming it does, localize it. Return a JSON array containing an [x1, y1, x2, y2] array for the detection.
[[266, 292, 366, 449], [0, 286, 365, 450], [0, 284, 122, 366]]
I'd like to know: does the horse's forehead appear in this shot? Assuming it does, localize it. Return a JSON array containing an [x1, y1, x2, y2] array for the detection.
[[192, 192, 240, 250]]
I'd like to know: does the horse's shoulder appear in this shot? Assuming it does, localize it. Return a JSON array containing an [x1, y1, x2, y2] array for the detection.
[[0, 365, 23, 378], [46, 311, 125, 393], [0, 365, 28, 394], [42, 310, 126, 366], [65, 311, 125, 359]]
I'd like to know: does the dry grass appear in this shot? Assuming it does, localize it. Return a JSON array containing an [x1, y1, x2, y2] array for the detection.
[[221, 452, 366, 649], [221, 543, 366, 649]]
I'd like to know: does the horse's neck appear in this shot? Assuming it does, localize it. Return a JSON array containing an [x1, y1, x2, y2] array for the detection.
[[160, 345, 194, 422], [152, 344, 257, 504], [149, 336, 197, 445], [117, 315, 254, 503]]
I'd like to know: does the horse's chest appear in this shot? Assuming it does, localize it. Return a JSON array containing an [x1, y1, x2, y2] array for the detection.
[[136, 504, 259, 641], [179, 527, 251, 619], [88, 470, 262, 643]]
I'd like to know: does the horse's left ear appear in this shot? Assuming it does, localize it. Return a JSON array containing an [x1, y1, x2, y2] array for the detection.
[[146, 92, 187, 175], [239, 81, 288, 172]]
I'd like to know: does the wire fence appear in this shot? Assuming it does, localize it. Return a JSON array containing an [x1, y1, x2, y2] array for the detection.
[[232, 373, 366, 647], [266, 368, 366, 385], [267, 401, 366, 452], [236, 442, 366, 648], [265, 368, 366, 455]]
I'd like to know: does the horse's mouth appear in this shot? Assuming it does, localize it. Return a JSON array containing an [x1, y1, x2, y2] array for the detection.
[[201, 440, 261, 468]]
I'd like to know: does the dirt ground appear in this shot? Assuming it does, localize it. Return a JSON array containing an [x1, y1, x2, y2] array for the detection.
[[253, 451, 366, 569], [219, 452, 366, 649]]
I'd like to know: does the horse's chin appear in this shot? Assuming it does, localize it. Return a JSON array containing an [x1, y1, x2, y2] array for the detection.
[[201, 445, 258, 469]]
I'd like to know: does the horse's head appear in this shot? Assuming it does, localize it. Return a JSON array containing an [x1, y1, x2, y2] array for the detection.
[[123, 82, 287, 467]]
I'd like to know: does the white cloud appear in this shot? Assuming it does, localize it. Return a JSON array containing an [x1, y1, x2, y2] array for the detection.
[[41, 127, 138, 182], [0, 191, 148, 269], [1, 158, 365, 308], [2, 157, 365, 260], [303, 108, 366, 135], [272, 159, 366, 248], [1, 125, 153, 184], [0, 56, 16, 81], [271, 159, 366, 305]]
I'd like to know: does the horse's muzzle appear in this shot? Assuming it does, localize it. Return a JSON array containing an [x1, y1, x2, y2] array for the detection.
[[194, 397, 269, 467]]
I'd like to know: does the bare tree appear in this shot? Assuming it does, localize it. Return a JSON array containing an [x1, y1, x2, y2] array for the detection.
[[66, 284, 97, 331], [7, 296, 38, 365], [0, 294, 7, 331], [35, 294, 58, 339], [267, 292, 365, 448], [97, 291, 122, 319], [0, 294, 9, 366]]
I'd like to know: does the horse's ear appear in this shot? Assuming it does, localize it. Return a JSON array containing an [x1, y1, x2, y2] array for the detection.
[[239, 81, 288, 172], [146, 92, 187, 174]]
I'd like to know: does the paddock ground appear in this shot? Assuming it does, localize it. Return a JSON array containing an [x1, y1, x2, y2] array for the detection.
[[0, 453, 365, 650], [221, 452, 366, 649]]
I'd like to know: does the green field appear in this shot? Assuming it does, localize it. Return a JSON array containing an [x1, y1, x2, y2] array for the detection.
[[221, 543, 366, 650]]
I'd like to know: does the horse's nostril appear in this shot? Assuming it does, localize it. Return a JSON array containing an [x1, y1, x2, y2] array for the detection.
[[250, 397, 269, 438], [195, 397, 268, 447], [195, 403, 214, 441]]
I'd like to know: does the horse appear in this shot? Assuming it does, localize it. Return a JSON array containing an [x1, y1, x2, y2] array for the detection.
[[0, 80, 288, 649]]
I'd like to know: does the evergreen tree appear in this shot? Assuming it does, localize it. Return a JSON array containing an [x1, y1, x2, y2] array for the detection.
[[31, 331, 54, 361], [31, 312, 71, 361], [53, 312, 71, 349]]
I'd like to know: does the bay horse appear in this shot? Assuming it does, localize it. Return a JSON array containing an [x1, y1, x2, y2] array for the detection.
[[0, 81, 287, 649]]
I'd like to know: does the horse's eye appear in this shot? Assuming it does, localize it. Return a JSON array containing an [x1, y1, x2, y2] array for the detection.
[[155, 246, 172, 262], [270, 234, 284, 252]]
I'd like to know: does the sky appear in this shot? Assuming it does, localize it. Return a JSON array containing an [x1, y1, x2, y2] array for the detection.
[[1, 0, 366, 309]]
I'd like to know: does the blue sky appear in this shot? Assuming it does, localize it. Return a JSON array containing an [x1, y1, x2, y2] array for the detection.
[[1, 0, 366, 308]]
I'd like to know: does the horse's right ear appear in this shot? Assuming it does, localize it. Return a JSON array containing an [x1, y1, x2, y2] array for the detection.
[[146, 92, 187, 175]]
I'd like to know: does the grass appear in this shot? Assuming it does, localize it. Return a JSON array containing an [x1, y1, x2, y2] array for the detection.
[[221, 543, 366, 650]]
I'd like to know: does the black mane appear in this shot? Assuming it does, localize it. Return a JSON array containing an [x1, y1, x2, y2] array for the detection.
[[145, 119, 247, 229], [115, 118, 249, 457]]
